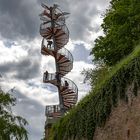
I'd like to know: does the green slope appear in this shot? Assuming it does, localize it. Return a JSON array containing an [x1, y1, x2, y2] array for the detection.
[[49, 45, 140, 140]]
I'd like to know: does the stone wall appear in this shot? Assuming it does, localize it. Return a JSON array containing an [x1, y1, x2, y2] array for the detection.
[[93, 87, 140, 140]]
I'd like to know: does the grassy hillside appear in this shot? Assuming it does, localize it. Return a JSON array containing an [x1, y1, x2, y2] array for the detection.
[[49, 45, 140, 140]]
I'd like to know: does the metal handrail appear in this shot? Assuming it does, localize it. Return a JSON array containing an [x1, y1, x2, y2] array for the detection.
[[40, 22, 69, 35], [43, 73, 78, 99], [58, 48, 73, 62], [40, 15, 50, 22], [40, 22, 69, 47], [45, 105, 61, 115], [40, 3, 68, 25], [40, 22, 52, 30], [62, 77, 78, 97], [40, 17, 65, 26], [59, 64, 73, 71], [57, 24, 69, 39], [42, 38, 73, 62], [43, 72, 55, 82]]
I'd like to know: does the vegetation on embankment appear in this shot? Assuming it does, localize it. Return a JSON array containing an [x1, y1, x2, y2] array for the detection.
[[48, 45, 140, 140], [48, 0, 140, 139]]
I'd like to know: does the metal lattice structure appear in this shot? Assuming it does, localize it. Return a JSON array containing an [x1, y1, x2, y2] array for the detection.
[[39, 3, 78, 137]]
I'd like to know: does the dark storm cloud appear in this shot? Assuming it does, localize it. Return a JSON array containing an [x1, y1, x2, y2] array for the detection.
[[0, 56, 40, 80], [41, 0, 110, 41], [66, 0, 109, 41], [0, 0, 40, 40], [0, 0, 109, 41]]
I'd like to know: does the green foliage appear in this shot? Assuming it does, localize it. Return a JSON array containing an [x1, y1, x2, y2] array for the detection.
[[82, 64, 110, 88], [48, 45, 140, 140], [0, 89, 28, 140], [91, 0, 140, 66]]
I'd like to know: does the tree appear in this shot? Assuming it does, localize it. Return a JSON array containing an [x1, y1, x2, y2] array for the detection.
[[82, 64, 110, 87], [0, 89, 28, 140], [91, 0, 140, 66]]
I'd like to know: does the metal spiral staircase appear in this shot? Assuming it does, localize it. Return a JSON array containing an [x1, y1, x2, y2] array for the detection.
[[39, 3, 78, 138]]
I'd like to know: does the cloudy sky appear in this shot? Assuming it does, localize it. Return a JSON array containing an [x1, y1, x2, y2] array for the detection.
[[0, 0, 110, 139]]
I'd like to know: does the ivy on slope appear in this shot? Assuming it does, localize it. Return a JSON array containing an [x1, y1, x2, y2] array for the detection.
[[49, 45, 140, 140]]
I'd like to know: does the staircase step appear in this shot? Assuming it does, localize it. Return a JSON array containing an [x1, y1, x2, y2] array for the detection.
[[58, 59, 70, 64]]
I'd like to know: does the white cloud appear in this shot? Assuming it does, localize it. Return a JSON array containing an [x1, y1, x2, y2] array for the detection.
[[0, 0, 111, 139], [65, 39, 75, 51], [0, 40, 27, 63], [0, 37, 95, 139], [66, 61, 95, 100]]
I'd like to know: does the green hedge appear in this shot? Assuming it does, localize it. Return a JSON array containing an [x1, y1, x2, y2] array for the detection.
[[49, 45, 140, 140]]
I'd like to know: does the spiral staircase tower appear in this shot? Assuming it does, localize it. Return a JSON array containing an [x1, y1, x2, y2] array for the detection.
[[39, 3, 78, 139]]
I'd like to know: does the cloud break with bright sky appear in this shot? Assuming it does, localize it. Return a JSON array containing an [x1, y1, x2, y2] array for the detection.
[[0, 0, 110, 139]]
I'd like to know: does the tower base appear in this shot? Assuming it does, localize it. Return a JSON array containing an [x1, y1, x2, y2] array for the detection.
[[44, 105, 62, 140]]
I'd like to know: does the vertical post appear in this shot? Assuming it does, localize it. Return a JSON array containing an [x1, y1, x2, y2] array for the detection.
[[50, 5, 65, 114]]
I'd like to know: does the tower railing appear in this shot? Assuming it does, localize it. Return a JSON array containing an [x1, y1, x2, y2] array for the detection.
[[40, 23, 69, 37], [43, 73, 78, 98], [39, 4, 78, 133], [40, 23, 69, 47], [41, 38, 73, 62]]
